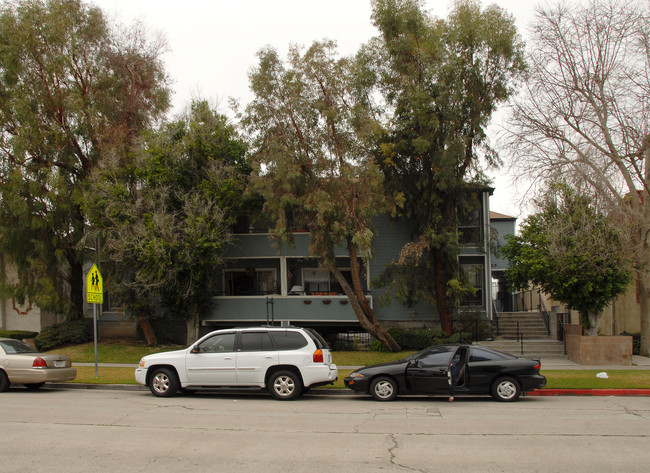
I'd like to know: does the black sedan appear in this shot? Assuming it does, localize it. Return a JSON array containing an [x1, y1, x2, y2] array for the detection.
[[344, 344, 546, 402]]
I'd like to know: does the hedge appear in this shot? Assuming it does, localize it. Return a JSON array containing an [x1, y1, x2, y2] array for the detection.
[[0, 330, 39, 340], [34, 319, 89, 352]]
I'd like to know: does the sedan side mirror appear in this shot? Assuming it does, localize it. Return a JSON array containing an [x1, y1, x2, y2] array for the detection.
[[191, 345, 200, 354]]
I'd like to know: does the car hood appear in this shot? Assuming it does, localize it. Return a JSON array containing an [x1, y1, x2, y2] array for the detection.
[[142, 348, 188, 362]]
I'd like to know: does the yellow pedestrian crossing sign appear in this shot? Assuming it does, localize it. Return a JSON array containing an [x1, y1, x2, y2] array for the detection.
[[86, 263, 103, 304]]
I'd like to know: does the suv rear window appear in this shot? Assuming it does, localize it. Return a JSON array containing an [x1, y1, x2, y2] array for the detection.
[[269, 331, 308, 350], [304, 328, 329, 349], [240, 332, 274, 351]]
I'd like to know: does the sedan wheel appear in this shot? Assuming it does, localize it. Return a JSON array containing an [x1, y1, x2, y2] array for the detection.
[[269, 370, 303, 400], [148, 368, 179, 397], [491, 376, 521, 402], [370, 376, 398, 401], [0, 371, 9, 392]]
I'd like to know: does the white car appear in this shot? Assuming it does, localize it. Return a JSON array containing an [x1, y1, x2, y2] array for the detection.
[[135, 326, 338, 400]]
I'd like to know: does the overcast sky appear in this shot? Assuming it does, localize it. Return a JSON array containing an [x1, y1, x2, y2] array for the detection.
[[90, 0, 549, 219]]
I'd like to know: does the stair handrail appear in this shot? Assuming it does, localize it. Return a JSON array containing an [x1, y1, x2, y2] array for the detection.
[[516, 320, 524, 355], [458, 319, 479, 344], [492, 299, 500, 337], [539, 297, 551, 337]]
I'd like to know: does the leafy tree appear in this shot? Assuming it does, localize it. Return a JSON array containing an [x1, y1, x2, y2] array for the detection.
[[83, 101, 248, 345], [239, 40, 402, 351], [501, 184, 633, 335], [504, 0, 650, 353], [0, 0, 169, 319], [370, 0, 526, 334]]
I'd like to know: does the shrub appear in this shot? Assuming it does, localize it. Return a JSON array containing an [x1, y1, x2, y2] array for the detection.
[[368, 327, 463, 351], [34, 319, 89, 351], [369, 339, 388, 352], [0, 330, 39, 340]]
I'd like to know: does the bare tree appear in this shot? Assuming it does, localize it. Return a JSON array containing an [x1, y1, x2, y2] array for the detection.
[[504, 0, 650, 354]]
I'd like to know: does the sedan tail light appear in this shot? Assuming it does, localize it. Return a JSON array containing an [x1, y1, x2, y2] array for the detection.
[[533, 362, 541, 371], [33, 357, 48, 368], [313, 349, 324, 363]]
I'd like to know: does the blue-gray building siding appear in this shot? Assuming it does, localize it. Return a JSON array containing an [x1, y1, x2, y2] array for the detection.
[[202, 190, 500, 328]]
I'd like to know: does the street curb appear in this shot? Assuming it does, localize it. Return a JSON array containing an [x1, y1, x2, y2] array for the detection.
[[45, 384, 650, 396], [529, 388, 650, 396]]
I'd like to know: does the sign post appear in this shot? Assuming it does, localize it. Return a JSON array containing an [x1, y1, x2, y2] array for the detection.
[[86, 264, 103, 378]]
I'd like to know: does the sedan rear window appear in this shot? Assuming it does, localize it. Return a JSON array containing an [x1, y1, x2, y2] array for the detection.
[[0, 339, 38, 354], [470, 348, 508, 362]]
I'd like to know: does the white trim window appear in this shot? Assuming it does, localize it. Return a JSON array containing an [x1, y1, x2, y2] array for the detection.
[[224, 268, 278, 296], [302, 268, 359, 295]]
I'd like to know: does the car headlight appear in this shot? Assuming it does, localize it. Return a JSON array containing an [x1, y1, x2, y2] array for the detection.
[[348, 372, 365, 379], [139, 359, 146, 368]]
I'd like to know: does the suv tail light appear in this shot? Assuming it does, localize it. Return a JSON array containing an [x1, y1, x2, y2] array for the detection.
[[313, 349, 324, 363], [33, 357, 48, 368]]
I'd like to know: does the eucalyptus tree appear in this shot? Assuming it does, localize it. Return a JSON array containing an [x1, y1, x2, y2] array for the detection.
[[84, 101, 248, 345], [370, 0, 526, 334], [0, 0, 169, 319], [239, 40, 401, 351], [502, 184, 633, 335], [505, 0, 650, 353]]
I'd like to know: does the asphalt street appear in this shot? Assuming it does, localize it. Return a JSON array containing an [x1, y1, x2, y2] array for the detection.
[[1, 388, 648, 473]]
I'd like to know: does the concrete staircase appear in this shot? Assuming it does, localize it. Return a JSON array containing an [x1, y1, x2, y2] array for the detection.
[[480, 312, 567, 359]]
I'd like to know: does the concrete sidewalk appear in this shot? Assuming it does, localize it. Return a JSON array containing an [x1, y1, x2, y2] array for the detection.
[[537, 354, 650, 370], [75, 354, 650, 371]]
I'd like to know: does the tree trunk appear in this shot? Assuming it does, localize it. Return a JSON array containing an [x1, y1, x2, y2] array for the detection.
[[639, 271, 650, 356], [138, 315, 158, 346], [433, 249, 453, 336], [639, 147, 650, 356], [185, 315, 199, 346], [69, 259, 85, 319], [586, 311, 598, 336], [329, 256, 400, 352]]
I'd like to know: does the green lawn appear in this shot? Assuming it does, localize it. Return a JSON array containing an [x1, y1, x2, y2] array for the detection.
[[52, 341, 650, 389]]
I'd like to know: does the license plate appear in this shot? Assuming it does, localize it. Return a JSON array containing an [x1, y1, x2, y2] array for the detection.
[[54, 360, 66, 368]]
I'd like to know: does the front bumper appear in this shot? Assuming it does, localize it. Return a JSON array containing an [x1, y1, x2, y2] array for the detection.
[[344, 376, 369, 393], [134, 368, 147, 386]]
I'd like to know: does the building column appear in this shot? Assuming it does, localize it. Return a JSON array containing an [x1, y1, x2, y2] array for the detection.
[[483, 191, 493, 320], [280, 256, 288, 296]]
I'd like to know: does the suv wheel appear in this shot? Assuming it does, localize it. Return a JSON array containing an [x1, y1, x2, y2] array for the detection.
[[268, 370, 303, 401], [148, 368, 179, 397]]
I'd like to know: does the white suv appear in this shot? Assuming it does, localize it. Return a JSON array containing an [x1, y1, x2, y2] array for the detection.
[[135, 326, 338, 400]]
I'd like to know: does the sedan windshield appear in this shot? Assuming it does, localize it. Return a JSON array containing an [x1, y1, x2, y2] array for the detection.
[[0, 339, 38, 354]]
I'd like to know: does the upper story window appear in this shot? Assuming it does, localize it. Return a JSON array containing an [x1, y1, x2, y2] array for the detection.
[[302, 268, 361, 295], [223, 268, 278, 296], [458, 209, 482, 246], [459, 257, 484, 307]]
